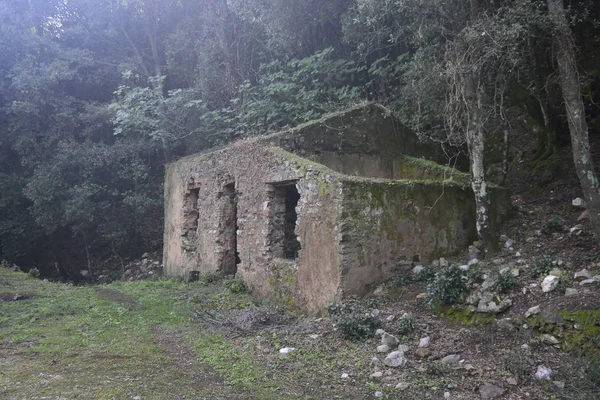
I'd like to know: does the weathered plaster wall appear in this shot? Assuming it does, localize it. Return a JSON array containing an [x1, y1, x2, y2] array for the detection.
[[164, 104, 510, 313], [163, 142, 345, 313], [337, 179, 510, 297]]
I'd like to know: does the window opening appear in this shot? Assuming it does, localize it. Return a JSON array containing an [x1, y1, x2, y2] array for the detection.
[[270, 183, 301, 260], [182, 187, 200, 247]]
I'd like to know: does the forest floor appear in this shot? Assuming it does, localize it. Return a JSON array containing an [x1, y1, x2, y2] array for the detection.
[[2, 149, 600, 399]]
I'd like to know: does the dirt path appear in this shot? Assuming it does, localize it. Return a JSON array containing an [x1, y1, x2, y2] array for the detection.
[[152, 325, 255, 400]]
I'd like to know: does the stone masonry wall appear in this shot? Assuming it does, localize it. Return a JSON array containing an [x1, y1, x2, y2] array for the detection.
[[164, 142, 345, 314]]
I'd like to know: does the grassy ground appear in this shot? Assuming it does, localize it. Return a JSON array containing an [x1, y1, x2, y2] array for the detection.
[[2, 260, 599, 400], [0, 268, 375, 399]]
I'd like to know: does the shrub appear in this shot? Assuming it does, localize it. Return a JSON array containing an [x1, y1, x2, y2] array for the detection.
[[28, 268, 40, 278], [544, 216, 565, 233], [396, 314, 414, 335], [532, 255, 553, 278], [427, 265, 469, 307], [557, 273, 570, 294], [494, 270, 517, 293], [328, 300, 380, 340], [228, 279, 247, 294]]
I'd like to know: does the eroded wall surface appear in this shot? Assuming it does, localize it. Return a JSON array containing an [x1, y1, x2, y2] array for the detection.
[[164, 105, 511, 313], [164, 142, 344, 313], [337, 180, 510, 296]]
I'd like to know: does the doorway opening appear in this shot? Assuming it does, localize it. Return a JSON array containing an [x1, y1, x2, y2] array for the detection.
[[221, 182, 239, 274]]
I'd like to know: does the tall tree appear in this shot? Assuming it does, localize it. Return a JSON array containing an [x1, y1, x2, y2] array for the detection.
[[547, 0, 600, 242]]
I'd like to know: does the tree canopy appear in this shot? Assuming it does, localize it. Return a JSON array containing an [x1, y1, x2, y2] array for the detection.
[[1, 0, 599, 278]]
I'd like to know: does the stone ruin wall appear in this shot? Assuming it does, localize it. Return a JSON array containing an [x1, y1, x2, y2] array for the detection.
[[164, 104, 511, 313], [164, 141, 345, 314]]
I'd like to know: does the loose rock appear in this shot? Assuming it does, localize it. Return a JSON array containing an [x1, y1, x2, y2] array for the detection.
[[419, 337, 430, 348], [376, 345, 390, 353], [535, 366, 553, 381], [441, 354, 461, 365], [541, 275, 559, 292], [525, 305, 541, 318], [381, 332, 399, 347], [479, 383, 505, 399], [383, 351, 407, 368], [574, 269, 593, 281]]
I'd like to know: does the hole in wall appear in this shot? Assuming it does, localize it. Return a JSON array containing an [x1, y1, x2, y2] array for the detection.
[[221, 182, 239, 274], [269, 182, 301, 260]]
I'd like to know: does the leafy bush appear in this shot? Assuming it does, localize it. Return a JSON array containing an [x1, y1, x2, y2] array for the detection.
[[396, 315, 415, 335], [328, 300, 380, 340], [532, 255, 553, 278], [28, 268, 40, 278], [494, 270, 517, 293], [388, 266, 435, 288], [228, 279, 247, 294], [467, 266, 484, 283], [544, 216, 565, 233], [427, 265, 469, 307], [557, 273, 570, 294]]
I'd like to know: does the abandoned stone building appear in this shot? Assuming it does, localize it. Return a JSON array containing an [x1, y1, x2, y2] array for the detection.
[[163, 103, 510, 314]]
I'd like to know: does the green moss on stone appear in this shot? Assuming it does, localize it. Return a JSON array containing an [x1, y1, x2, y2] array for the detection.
[[439, 305, 496, 326]]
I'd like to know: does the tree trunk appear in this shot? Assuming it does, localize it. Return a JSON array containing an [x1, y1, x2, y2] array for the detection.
[[465, 77, 499, 253], [463, 0, 498, 253], [547, 0, 600, 242]]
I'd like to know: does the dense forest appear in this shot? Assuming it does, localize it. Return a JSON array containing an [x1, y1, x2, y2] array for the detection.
[[1, 0, 599, 280]]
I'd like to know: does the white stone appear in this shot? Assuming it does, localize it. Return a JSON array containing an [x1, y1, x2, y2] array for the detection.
[[439, 257, 449, 267], [376, 345, 390, 353], [383, 351, 407, 367], [525, 305, 541, 318], [468, 258, 479, 266], [397, 344, 409, 353], [279, 347, 295, 354], [381, 332, 399, 347], [574, 269, 593, 281], [580, 278, 598, 286], [419, 337, 431, 348], [541, 275, 559, 292], [505, 239, 514, 248], [572, 197, 586, 208], [444, 392, 451, 399], [370, 371, 383, 379], [535, 366, 553, 381], [375, 391, 383, 398], [309, 334, 320, 339], [542, 334, 559, 345], [341, 373, 349, 379], [441, 354, 461, 365], [565, 288, 578, 296], [396, 382, 409, 390], [570, 225, 583, 235], [412, 265, 425, 274], [458, 264, 469, 271]]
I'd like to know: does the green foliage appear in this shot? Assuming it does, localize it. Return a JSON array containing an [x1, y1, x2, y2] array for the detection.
[[328, 300, 380, 340], [228, 279, 248, 294], [494, 270, 517, 293], [28, 268, 40, 278], [557, 273, 570, 294], [544, 216, 566, 233], [427, 265, 469, 307], [395, 315, 414, 336], [532, 255, 554, 278]]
